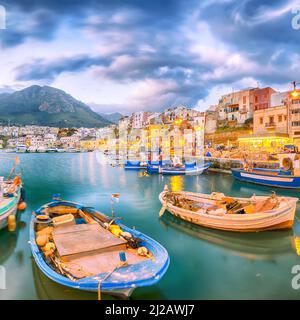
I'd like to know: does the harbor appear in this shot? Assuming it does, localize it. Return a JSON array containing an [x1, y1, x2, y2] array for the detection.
[[1, 151, 300, 299]]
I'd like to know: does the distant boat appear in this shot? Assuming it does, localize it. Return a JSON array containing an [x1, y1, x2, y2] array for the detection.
[[161, 162, 211, 175], [124, 160, 146, 170], [37, 146, 47, 153], [67, 148, 79, 153], [30, 198, 169, 298], [56, 148, 66, 153], [5, 149, 15, 153], [147, 161, 161, 173], [16, 145, 27, 153], [159, 186, 298, 232], [27, 146, 37, 153], [46, 148, 57, 153]]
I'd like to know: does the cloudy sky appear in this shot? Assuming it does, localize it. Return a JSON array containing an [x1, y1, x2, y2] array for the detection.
[[0, 0, 300, 114]]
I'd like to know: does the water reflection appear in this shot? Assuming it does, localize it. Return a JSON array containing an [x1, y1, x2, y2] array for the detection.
[[0, 231, 18, 265], [160, 213, 296, 261], [170, 176, 184, 192]]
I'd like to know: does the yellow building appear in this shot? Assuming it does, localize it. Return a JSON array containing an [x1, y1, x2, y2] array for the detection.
[[80, 139, 101, 150], [238, 133, 291, 153]]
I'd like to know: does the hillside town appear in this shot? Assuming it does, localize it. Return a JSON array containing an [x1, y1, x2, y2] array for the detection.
[[97, 84, 300, 162], [1, 84, 300, 160]]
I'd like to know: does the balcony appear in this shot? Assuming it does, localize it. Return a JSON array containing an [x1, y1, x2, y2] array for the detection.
[[265, 122, 276, 128]]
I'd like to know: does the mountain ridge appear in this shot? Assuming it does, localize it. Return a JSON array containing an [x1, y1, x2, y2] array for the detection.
[[0, 85, 111, 128]]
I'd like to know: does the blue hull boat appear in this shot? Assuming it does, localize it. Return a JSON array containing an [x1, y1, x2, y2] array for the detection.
[[146, 161, 162, 173], [124, 161, 146, 170], [162, 162, 211, 175], [30, 200, 170, 298], [232, 168, 300, 189]]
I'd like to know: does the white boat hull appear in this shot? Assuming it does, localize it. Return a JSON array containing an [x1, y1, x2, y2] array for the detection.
[[159, 190, 298, 232]]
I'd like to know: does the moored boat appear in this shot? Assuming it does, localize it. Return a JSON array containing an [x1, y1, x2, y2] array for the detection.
[[231, 168, 300, 189], [161, 162, 211, 175], [0, 176, 23, 231], [124, 160, 145, 170], [56, 148, 66, 153], [159, 185, 298, 232], [16, 145, 27, 153], [27, 146, 37, 153], [30, 198, 170, 298], [232, 152, 300, 189], [37, 146, 47, 153]]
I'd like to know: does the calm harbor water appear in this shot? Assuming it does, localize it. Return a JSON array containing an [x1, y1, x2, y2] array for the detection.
[[1, 152, 300, 300]]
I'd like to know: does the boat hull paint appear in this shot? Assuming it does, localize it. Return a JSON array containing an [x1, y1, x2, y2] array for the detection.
[[162, 163, 211, 175], [159, 191, 298, 232], [0, 189, 21, 231], [30, 200, 170, 297], [232, 168, 300, 189]]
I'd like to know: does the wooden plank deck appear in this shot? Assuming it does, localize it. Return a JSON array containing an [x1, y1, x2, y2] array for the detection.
[[63, 249, 147, 278], [53, 223, 127, 261]]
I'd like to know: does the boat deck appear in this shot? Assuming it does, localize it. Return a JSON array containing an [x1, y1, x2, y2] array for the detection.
[[53, 223, 127, 261], [52, 222, 148, 279]]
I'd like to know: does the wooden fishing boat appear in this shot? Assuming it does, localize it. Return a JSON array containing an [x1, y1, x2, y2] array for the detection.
[[30, 199, 170, 299], [161, 162, 211, 175], [159, 185, 298, 232], [0, 177, 23, 231]]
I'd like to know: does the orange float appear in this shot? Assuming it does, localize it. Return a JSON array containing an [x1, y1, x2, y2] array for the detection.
[[18, 201, 26, 211]]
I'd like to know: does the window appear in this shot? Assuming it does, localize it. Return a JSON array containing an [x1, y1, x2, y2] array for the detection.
[[255, 96, 258, 103], [278, 115, 282, 122], [284, 115, 287, 121], [292, 121, 300, 127], [243, 96, 246, 104], [259, 117, 263, 124], [269, 116, 274, 123]]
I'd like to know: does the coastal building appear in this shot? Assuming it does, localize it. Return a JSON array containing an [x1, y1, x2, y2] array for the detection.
[[253, 87, 277, 111], [204, 106, 218, 134], [217, 88, 255, 126], [131, 112, 152, 129], [287, 89, 300, 147], [253, 105, 288, 135]]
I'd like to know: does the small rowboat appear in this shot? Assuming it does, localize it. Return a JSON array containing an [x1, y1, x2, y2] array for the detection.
[[232, 168, 300, 189], [161, 162, 211, 175], [30, 199, 169, 299], [0, 178, 23, 231], [159, 185, 298, 232]]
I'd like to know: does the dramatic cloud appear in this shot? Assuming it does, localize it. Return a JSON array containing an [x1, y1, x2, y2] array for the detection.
[[0, 0, 299, 113]]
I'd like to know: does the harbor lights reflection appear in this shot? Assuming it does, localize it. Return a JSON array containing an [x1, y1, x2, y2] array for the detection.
[[170, 176, 184, 192]]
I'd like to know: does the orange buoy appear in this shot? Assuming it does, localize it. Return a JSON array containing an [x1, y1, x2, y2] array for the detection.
[[18, 202, 26, 211], [7, 215, 16, 232]]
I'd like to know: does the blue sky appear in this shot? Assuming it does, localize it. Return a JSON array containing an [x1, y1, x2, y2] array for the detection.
[[0, 0, 299, 114]]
